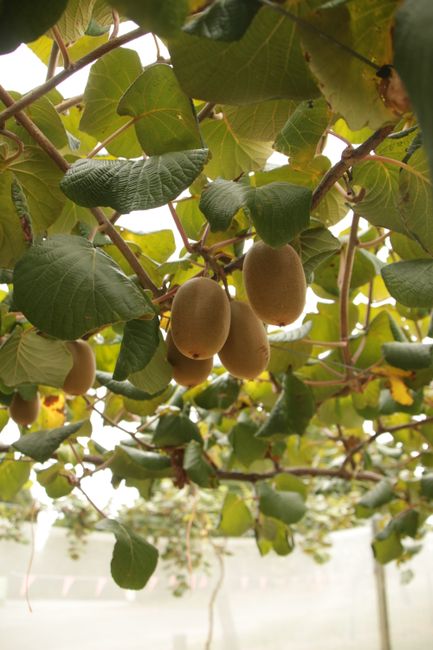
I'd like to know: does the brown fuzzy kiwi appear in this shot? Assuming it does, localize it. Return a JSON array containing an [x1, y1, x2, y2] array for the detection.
[[170, 277, 231, 359], [9, 392, 40, 426], [243, 241, 306, 326], [166, 331, 213, 387], [63, 340, 96, 395], [218, 300, 270, 380]]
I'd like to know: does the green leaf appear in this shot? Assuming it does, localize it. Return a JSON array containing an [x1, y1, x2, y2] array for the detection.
[[108, 0, 188, 37], [383, 342, 433, 371], [258, 483, 306, 526], [96, 371, 163, 400], [79, 48, 142, 158], [7, 146, 66, 233], [0, 457, 31, 500], [352, 160, 402, 234], [268, 331, 312, 374], [152, 413, 202, 447], [110, 445, 172, 480], [129, 337, 172, 395], [245, 183, 311, 248], [0, 0, 68, 54], [353, 311, 395, 370], [398, 148, 433, 254], [355, 480, 394, 518], [113, 318, 159, 382], [169, 6, 318, 105], [229, 421, 267, 467], [97, 518, 158, 590], [420, 473, 433, 499], [299, 226, 341, 276], [394, 0, 433, 181], [9, 97, 68, 150], [218, 492, 254, 536], [274, 474, 307, 499], [53, 0, 97, 43], [274, 98, 330, 164], [194, 374, 240, 410], [201, 116, 273, 180], [36, 462, 73, 498], [300, 2, 395, 130], [117, 63, 202, 155], [0, 328, 73, 388], [183, 440, 217, 487], [384, 509, 419, 539], [256, 373, 314, 438], [382, 260, 433, 308], [13, 421, 85, 463], [185, 0, 260, 42], [200, 180, 311, 246], [122, 230, 176, 264], [60, 149, 209, 212], [372, 530, 404, 564], [13, 235, 153, 340]]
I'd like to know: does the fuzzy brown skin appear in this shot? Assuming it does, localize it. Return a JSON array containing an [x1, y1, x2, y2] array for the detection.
[[9, 393, 40, 426], [63, 340, 96, 395], [166, 331, 213, 387], [218, 301, 270, 380], [243, 241, 306, 326], [170, 277, 231, 359]]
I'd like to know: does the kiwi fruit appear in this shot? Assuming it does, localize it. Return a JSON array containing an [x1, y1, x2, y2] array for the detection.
[[170, 277, 231, 359], [218, 300, 270, 380], [166, 331, 213, 387], [9, 392, 40, 426], [63, 340, 96, 395], [243, 241, 306, 326]]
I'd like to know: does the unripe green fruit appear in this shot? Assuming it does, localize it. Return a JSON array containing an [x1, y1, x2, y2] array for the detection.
[[166, 331, 213, 387], [243, 241, 306, 326], [63, 340, 96, 395], [170, 277, 231, 359], [218, 300, 270, 380], [9, 393, 40, 426]]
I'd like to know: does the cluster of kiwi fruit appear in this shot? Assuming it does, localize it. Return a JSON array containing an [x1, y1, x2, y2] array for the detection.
[[8, 340, 96, 427], [167, 240, 306, 387]]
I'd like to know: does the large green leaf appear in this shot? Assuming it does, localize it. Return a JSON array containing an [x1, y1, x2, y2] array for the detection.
[[13, 421, 85, 463], [8, 97, 68, 150], [300, 1, 395, 130], [200, 180, 311, 246], [382, 260, 433, 308], [274, 98, 330, 164], [268, 331, 313, 374], [7, 146, 66, 233], [218, 492, 254, 536], [129, 337, 172, 395], [398, 148, 433, 254], [108, 0, 188, 37], [229, 421, 267, 467], [194, 374, 240, 410], [13, 235, 154, 340], [79, 48, 143, 158], [383, 342, 433, 371], [60, 149, 209, 212], [36, 462, 73, 498], [96, 371, 165, 400], [113, 318, 160, 382], [97, 518, 158, 590], [256, 372, 314, 438], [0, 457, 31, 500], [183, 440, 217, 487], [299, 226, 341, 276], [185, 0, 260, 42], [394, 0, 433, 181], [153, 413, 202, 447], [352, 160, 403, 233], [109, 445, 172, 480], [169, 6, 318, 105], [53, 0, 97, 43], [0, 328, 73, 388], [0, 0, 68, 53], [258, 483, 306, 526], [117, 63, 202, 155]]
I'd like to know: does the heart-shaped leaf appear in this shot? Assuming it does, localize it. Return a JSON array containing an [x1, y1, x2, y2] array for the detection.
[[13, 421, 85, 463], [13, 235, 154, 340]]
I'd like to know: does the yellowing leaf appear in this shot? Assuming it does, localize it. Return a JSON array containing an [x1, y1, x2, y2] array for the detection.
[[371, 365, 413, 379], [389, 376, 414, 406]]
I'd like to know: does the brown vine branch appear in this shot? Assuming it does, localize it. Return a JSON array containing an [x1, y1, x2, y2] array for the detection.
[[51, 25, 71, 70], [45, 41, 60, 81], [339, 212, 360, 377], [216, 466, 383, 483], [168, 201, 193, 252], [55, 94, 84, 113], [0, 27, 146, 124], [0, 85, 160, 296]]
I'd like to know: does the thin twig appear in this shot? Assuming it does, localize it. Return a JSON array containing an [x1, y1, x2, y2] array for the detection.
[[77, 484, 107, 519], [0, 128, 24, 162], [51, 25, 71, 69], [110, 11, 120, 40], [55, 94, 84, 113], [24, 502, 37, 613], [357, 231, 390, 249], [216, 466, 383, 483], [204, 545, 225, 650], [197, 102, 216, 122], [45, 41, 60, 81], [339, 212, 360, 376], [168, 201, 193, 252], [0, 27, 146, 124], [185, 486, 198, 587], [86, 116, 138, 158]]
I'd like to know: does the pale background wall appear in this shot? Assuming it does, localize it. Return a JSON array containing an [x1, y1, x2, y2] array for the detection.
[[0, 525, 432, 650]]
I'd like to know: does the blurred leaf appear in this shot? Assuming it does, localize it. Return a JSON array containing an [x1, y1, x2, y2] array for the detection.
[[0, 457, 31, 500], [185, 0, 260, 41], [195, 374, 240, 410], [0, 0, 68, 54], [229, 421, 267, 467], [183, 440, 217, 487], [356, 480, 394, 518], [110, 445, 172, 480], [256, 373, 314, 438], [218, 492, 254, 536], [258, 483, 306, 525], [153, 413, 202, 447], [108, 0, 188, 37], [372, 530, 403, 564], [13, 421, 85, 463], [383, 342, 433, 371]]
